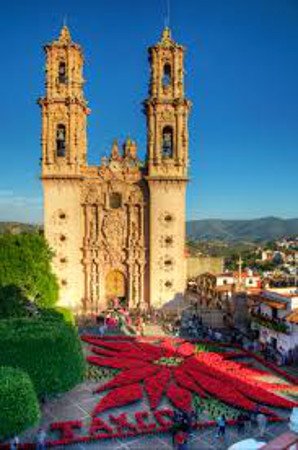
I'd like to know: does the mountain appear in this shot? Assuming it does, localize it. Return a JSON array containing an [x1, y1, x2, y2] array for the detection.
[[0, 222, 41, 234], [1, 218, 297, 243], [186, 217, 298, 243]]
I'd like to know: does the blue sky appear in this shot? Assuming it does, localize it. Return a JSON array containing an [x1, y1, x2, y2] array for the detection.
[[0, 0, 297, 223]]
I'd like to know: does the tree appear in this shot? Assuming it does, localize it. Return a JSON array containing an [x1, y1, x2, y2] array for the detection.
[[0, 233, 59, 308]]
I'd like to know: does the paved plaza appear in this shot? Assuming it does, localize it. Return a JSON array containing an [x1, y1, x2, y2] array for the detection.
[[19, 379, 291, 450]]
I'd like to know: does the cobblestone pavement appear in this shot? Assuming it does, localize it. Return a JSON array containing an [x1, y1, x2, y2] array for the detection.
[[20, 381, 290, 450], [62, 420, 288, 450]]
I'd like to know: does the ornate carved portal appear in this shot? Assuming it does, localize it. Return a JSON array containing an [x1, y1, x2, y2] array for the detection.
[[81, 146, 147, 314]]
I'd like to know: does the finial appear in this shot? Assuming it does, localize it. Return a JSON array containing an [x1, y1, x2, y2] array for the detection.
[[124, 138, 137, 159], [159, 26, 174, 47], [111, 140, 121, 160], [58, 24, 72, 44]]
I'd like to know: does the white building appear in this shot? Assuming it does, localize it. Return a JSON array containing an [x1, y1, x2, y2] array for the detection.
[[251, 289, 298, 356]]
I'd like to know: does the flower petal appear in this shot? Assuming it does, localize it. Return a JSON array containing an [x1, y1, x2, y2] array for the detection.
[[177, 342, 195, 357], [95, 365, 160, 393], [144, 367, 171, 409], [93, 383, 143, 415], [185, 366, 256, 411], [87, 355, 150, 370], [174, 366, 206, 398], [166, 381, 192, 411]]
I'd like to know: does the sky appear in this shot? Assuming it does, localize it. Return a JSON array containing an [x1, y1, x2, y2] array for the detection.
[[0, 0, 297, 223]]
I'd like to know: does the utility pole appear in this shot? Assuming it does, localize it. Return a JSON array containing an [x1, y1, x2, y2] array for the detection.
[[237, 255, 243, 290]]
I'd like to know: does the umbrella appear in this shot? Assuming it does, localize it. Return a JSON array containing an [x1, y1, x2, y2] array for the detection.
[[228, 439, 266, 450]]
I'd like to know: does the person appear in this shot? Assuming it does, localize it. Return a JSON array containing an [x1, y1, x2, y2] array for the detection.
[[171, 411, 182, 447], [96, 315, 106, 337], [174, 429, 188, 450], [135, 315, 144, 336], [189, 409, 198, 437], [10, 436, 19, 450], [216, 414, 226, 439], [243, 412, 251, 432], [257, 412, 267, 437], [237, 412, 245, 434], [36, 428, 46, 450], [250, 404, 259, 428]]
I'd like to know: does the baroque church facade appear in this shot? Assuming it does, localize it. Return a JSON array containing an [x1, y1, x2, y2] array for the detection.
[[39, 25, 191, 313]]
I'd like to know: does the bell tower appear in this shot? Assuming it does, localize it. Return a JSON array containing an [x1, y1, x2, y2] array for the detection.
[[39, 25, 89, 177], [38, 26, 88, 310], [145, 28, 191, 307]]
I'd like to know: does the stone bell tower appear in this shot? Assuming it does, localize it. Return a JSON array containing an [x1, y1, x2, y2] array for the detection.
[[145, 27, 191, 307], [39, 25, 89, 176], [38, 25, 89, 309]]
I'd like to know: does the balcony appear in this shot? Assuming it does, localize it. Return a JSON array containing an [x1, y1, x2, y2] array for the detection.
[[251, 311, 291, 334]]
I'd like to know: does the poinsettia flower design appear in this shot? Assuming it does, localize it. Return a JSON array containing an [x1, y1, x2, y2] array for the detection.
[[82, 335, 297, 416]]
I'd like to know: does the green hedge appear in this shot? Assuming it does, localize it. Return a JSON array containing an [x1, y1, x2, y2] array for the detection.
[[0, 318, 85, 398], [41, 306, 75, 326], [0, 285, 31, 319], [0, 366, 40, 439]]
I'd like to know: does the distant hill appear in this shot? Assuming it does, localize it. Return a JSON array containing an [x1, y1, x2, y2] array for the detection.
[[0, 222, 41, 235], [1, 218, 297, 243], [186, 217, 298, 243]]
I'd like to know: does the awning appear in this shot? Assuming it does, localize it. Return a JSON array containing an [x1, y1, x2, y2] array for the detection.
[[263, 300, 287, 310], [286, 309, 298, 324]]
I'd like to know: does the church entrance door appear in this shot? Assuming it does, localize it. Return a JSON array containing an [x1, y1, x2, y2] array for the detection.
[[105, 270, 127, 306]]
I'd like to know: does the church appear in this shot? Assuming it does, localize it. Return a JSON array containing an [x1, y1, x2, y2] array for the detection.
[[39, 25, 191, 313]]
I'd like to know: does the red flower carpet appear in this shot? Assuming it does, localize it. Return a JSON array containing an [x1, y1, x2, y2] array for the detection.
[[2, 335, 296, 449], [82, 335, 298, 417]]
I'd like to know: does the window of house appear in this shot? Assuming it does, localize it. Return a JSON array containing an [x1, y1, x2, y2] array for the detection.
[[58, 62, 67, 84], [162, 63, 171, 87], [56, 124, 66, 157], [110, 192, 122, 209], [272, 308, 278, 319], [162, 126, 173, 158]]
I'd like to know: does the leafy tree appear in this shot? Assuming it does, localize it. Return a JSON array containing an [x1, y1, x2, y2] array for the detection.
[[0, 233, 59, 308]]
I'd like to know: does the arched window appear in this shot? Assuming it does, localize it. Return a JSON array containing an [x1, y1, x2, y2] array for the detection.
[[162, 126, 174, 158], [162, 64, 171, 87], [56, 124, 66, 157], [58, 62, 67, 84], [110, 192, 122, 209]]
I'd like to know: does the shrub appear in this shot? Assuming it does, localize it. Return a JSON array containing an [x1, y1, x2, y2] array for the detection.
[[0, 366, 40, 439], [0, 318, 85, 398], [0, 285, 32, 319], [0, 233, 59, 308], [54, 306, 75, 325], [41, 306, 75, 326]]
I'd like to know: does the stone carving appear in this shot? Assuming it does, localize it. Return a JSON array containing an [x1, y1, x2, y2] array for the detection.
[[81, 185, 102, 204]]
